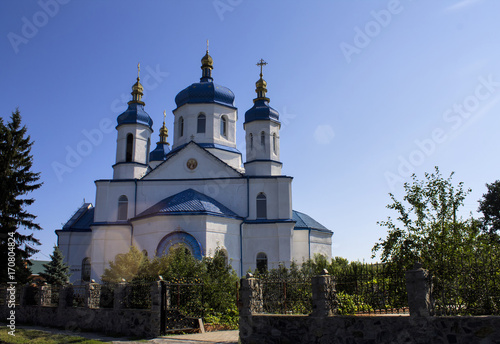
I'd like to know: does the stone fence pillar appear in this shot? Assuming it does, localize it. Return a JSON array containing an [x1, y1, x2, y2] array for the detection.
[[85, 282, 101, 309], [38, 285, 51, 306], [113, 282, 127, 310], [150, 280, 162, 312], [311, 269, 335, 317], [405, 262, 432, 317], [239, 273, 263, 316]]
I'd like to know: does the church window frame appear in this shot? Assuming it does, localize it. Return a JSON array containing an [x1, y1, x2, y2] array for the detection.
[[256, 192, 267, 219], [261, 131, 265, 147], [126, 133, 133, 162], [179, 117, 184, 137], [220, 115, 227, 138], [118, 195, 128, 220], [197, 113, 206, 134], [256, 252, 268, 273], [81, 257, 91, 282]]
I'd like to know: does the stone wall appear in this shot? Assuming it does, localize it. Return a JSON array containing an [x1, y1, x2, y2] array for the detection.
[[1, 281, 162, 338], [239, 268, 500, 344], [240, 314, 500, 344]]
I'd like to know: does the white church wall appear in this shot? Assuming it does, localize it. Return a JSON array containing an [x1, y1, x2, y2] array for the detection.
[[292, 229, 310, 263], [94, 181, 136, 222], [241, 222, 294, 273], [248, 178, 292, 220], [57, 231, 92, 284], [204, 148, 242, 171], [205, 218, 241, 274], [310, 231, 333, 259], [91, 225, 132, 281]]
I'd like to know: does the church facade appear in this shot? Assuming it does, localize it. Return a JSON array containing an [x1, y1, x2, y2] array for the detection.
[[56, 51, 333, 283]]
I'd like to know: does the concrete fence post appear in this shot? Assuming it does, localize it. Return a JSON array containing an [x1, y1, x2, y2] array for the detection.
[[239, 273, 263, 316], [311, 269, 335, 317], [405, 262, 432, 317]]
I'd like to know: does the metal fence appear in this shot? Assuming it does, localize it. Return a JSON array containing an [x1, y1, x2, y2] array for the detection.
[[334, 263, 408, 315], [431, 249, 500, 316], [261, 278, 312, 315]]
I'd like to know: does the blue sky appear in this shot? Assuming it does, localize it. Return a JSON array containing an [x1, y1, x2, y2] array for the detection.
[[2, 0, 500, 263]]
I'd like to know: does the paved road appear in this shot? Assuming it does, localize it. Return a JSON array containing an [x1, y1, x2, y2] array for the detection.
[[15, 324, 239, 344]]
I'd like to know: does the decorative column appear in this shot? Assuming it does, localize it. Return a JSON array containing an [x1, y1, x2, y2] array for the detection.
[[311, 269, 335, 317], [38, 284, 51, 306], [405, 262, 432, 317]]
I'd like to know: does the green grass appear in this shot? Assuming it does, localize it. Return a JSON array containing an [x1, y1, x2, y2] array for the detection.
[[0, 327, 107, 344]]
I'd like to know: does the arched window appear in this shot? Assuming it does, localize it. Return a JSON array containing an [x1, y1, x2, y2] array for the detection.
[[261, 131, 265, 147], [256, 252, 267, 273], [220, 116, 227, 137], [118, 195, 128, 220], [179, 117, 184, 137], [273, 133, 277, 154], [256, 193, 267, 219], [81, 257, 91, 282], [126, 134, 133, 162], [197, 114, 206, 134], [250, 133, 253, 150]]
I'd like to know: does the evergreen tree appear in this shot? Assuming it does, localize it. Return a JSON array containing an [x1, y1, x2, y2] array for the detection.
[[40, 245, 70, 285], [0, 110, 42, 284]]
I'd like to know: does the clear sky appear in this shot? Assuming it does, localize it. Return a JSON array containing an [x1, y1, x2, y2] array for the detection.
[[1, 0, 499, 263]]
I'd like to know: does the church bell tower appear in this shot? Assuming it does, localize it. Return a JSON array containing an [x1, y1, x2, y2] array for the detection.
[[244, 59, 282, 176], [113, 64, 153, 179]]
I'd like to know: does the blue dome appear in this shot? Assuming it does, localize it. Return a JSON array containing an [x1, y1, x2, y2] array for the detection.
[[149, 142, 171, 161], [117, 103, 153, 129], [175, 81, 235, 109], [244, 99, 280, 124]]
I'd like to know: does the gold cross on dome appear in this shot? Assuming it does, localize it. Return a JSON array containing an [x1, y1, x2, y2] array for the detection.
[[256, 58, 267, 77], [206, 39, 209, 53], [137, 63, 141, 79], [163, 110, 166, 121]]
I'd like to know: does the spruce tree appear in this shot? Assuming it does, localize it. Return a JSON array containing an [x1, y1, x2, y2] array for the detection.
[[40, 245, 70, 285], [0, 109, 42, 284]]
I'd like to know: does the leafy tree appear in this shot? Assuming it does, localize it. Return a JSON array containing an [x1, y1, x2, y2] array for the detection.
[[478, 180, 500, 235], [39, 245, 70, 285], [101, 245, 148, 282], [0, 110, 42, 284], [372, 167, 476, 270]]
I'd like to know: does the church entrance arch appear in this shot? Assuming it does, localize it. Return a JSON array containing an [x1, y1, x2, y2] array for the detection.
[[156, 231, 203, 260]]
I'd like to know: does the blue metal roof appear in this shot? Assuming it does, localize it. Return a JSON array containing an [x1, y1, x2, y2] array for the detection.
[[292, 210, 331, 233], [244, 99, 280, 125], [135, 188, 240, 219], [149, 142, 171, 161], [117, 102, 153, 129], [62, 203, 94, 231], [174, 81, 235, 109]]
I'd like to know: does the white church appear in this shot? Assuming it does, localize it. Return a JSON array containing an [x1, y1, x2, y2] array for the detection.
[[56, 50, 333, 283]]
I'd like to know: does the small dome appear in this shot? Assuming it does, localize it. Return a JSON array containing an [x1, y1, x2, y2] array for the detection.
[[117, 103, 153, 128], [174, 82, 235, 109], [244, 99, 279, 124], [149, 142, 170, 161]]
